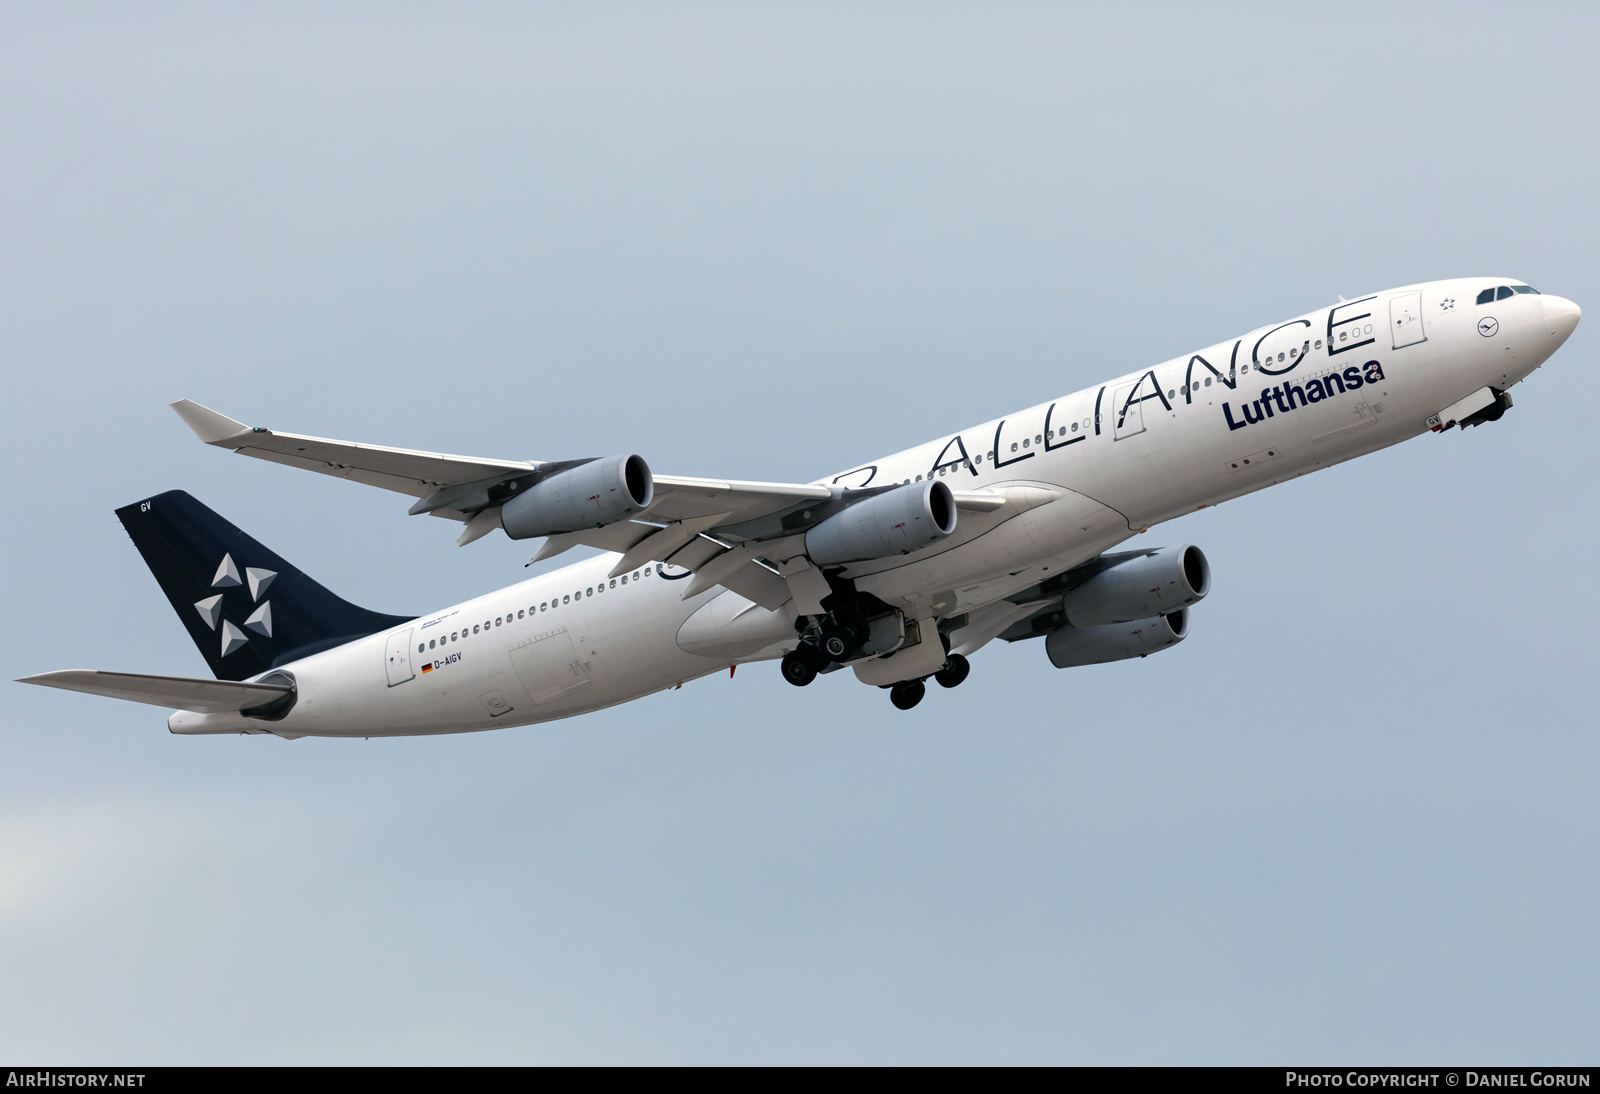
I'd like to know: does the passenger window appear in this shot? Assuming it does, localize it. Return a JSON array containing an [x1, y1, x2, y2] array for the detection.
[[1034, 435, 1042, 444], [1497, 285, 1513, 300], [429, 639, 436, 649], [587, 587, 594, 596], [563, 595, 570, 604], [417, 643, 425, 653], [1204, 378, 1211, 387], [634, 571, 641, 580], [473, 625, 479, 634], [1314, 339, 1322, 348], [1166, 390, 1174, 399], [1071, 421, 1079, 431], [1010, 443, 1018, 452], [1476, 288, 1496, 305], [517, 610, 524, 619]]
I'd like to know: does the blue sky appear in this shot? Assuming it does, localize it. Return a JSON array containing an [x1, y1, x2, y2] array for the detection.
[[1, 4, 1596, 1063]]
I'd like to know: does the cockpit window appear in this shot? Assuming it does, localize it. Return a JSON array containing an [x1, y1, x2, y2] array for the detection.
[[1496, 285, 1514, 300], [1476, 288, 1495, 305], [1512, 284, 1541, 294]]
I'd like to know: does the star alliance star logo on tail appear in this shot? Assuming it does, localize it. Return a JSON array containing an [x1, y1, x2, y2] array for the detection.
[[192, 553, 277, 657]]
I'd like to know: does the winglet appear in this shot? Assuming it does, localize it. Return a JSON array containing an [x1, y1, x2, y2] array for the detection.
[[171, 399, 252, 445]]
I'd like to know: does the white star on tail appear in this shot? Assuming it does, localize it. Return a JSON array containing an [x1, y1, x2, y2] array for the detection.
[[194, 595, 223, 630], [246, 567, 276, 601], [244, 601, 273, 637]]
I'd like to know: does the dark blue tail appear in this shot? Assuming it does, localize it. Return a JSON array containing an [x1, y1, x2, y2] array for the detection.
[[117, 490, 414, 681]]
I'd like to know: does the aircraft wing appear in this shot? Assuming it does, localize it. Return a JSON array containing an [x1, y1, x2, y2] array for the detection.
[[18, 670, 293, 713], [172, 400, 833, 526], [172, 400, 1005, 614], [171, 400, 537, 505]]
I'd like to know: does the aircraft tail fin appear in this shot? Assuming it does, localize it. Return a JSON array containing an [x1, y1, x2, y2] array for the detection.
[[116, 490, 413, 681]]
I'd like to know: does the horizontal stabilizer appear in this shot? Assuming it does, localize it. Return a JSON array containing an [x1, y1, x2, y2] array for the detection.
[[17, 670, 292, 713]]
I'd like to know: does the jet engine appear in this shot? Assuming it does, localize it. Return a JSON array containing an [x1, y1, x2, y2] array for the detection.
[[1060, 544, 1209, 627], [805, 480, 957, 565], [500, 454, 654, 539], [1045, 609, 1189, 668]]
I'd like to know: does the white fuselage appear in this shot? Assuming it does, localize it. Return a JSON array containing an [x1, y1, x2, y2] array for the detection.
[[170, 278, 1578, 737]]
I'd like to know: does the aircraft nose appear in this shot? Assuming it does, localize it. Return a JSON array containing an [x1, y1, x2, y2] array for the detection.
[[1542, 295, 1581, 344]]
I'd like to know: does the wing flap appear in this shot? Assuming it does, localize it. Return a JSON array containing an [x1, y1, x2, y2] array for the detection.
[[18, 670, 293, 713], [648, 475, 831, 523]]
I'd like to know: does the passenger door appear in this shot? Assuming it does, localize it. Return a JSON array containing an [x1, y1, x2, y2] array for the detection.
[[1390, 291, 1427, 349], [508, 627, 593, 704], [384, 628, 415, 686]]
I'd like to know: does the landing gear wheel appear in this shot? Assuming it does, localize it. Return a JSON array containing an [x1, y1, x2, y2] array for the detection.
[[841, 614, 872, 648], [819, 624, 854, 662], [781, 651, 818, 687], [934, 653, 970, 689], [889, 680, 926, 710]]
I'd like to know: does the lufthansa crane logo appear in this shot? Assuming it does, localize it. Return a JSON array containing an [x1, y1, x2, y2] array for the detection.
[[1478, 317, 1499, 337]]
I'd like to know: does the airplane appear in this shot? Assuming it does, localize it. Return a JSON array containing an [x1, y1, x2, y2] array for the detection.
[[20, 278, 1581, 737]]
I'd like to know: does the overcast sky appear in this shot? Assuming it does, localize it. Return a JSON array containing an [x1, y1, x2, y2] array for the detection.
[[2, 3, 1597, 1064]]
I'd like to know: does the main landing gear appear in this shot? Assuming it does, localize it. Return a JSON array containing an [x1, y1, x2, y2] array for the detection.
[[889, 680, 925, 710], [885, 653, 969, 711], [934, 653, 970, 689], [779, 614, 971, 712], [781, 612, 871, 688]]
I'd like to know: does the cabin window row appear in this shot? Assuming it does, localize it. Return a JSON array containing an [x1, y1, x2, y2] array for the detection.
[[414, 566, 660, 652]]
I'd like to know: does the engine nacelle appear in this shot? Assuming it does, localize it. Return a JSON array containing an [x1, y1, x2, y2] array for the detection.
[[1061, 544, 1210, 627], [500, 454, 653, 539], [1045, 609, 1190, 668], [805, 481, 956, 565]]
